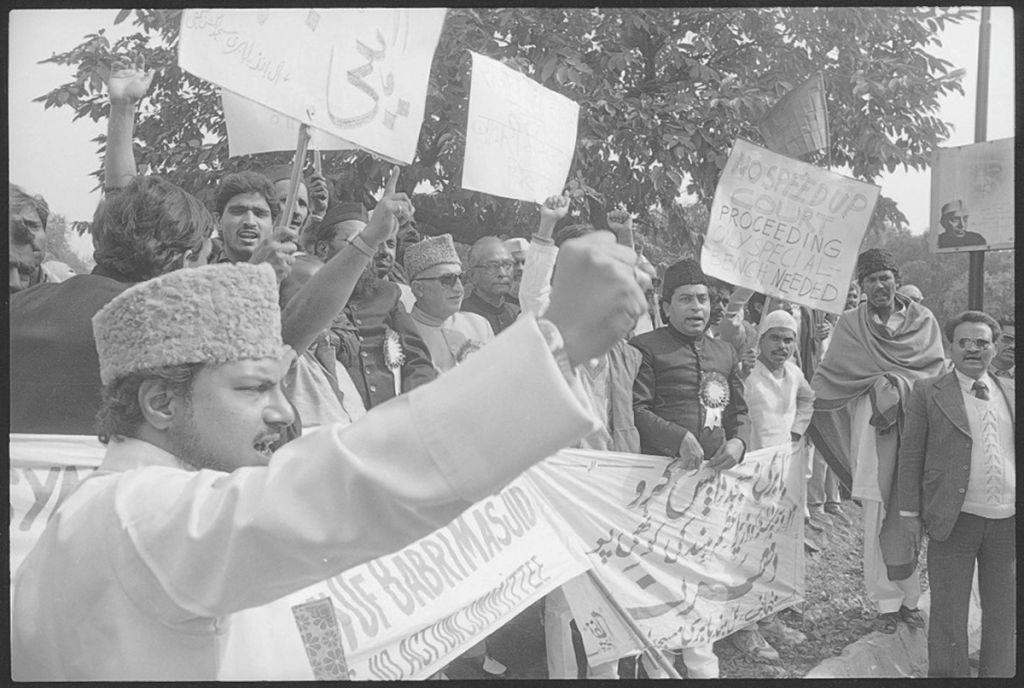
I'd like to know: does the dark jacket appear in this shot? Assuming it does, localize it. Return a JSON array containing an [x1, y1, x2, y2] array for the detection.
[[460, 290, 520, 335], [10, 272, 132, 434], [897, 371, 1015, 541], [334, 279, 438, 409], [630, 325, 750, 458]]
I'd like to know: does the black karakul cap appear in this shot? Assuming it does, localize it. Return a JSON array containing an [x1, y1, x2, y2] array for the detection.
[[856, 248, 899, 282], [661, 258, 707, 301]]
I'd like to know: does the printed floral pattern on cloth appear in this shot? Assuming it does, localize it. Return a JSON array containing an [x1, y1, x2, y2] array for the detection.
[[291, 597, 351, 680]]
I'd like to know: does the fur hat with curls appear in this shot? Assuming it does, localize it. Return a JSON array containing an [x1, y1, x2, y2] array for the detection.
[[92, 263, 288, 385]]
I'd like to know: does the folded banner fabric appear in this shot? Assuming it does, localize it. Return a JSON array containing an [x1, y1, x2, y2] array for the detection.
[[758, 72, 829, 159]]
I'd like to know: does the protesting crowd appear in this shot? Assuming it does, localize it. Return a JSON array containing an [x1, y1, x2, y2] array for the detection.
[[9, 9, 1015, 682]]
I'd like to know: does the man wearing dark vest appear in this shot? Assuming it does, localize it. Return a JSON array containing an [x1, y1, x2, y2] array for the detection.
[[460, 236, 521, 334]]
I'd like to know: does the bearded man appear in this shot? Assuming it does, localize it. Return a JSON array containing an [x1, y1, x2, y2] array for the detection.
[[807, 248, 948, 633], [12, 227, 651, 680], [311, 200, 437, 408]]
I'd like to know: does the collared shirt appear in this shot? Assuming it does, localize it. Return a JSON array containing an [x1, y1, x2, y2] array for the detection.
[[955, 369, 1015, 518], [743, 359, 815, 451], [869, 301, 907, 335]]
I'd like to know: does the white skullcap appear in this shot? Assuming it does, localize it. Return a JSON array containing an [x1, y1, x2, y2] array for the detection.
[[759, 308, 798, 338]]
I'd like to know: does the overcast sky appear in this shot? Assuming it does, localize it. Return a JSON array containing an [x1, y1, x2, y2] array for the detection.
[[8, 8, 1015, 261]]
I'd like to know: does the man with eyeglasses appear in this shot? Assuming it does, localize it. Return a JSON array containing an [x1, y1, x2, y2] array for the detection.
[[989, 318, 1014, 378], [460, 236, 521, 334], [406, 233, 495, 372], [898, 311, 1015, 677], [808, 248, 947, 635]]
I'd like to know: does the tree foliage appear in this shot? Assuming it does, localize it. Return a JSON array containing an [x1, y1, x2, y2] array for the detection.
[[44, 214, 93, 274], [37, 7, 972, 248]]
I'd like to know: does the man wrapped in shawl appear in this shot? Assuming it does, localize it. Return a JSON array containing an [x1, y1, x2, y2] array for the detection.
[[807, 248, 948, 632]]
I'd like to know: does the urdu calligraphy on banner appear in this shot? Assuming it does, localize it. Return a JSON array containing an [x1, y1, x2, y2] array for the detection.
[[527, 444, 806, 650], [178, 8, 446, 163]]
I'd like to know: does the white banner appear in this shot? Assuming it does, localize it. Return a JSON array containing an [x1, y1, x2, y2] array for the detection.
[[9, 434, 105, 578], [701, 139, 880, 314], [221, 89, 357, 158], [9, 437, 594, 681], [461, 52, 580, 203], [179, 9, 446, 164], [221, 475, 592, 680], [528, 445, 805, 650], [929, 137, 1014, 253]]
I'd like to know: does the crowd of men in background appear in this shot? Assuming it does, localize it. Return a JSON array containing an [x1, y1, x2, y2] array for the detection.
[[8, 63, 1014, 679]]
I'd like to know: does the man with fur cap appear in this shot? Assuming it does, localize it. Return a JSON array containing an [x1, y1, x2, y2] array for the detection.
[[628, 257, 750, 679], [807, 248, 948, 634], [12, 225, 653, 680], [405, 233, 495, 372]]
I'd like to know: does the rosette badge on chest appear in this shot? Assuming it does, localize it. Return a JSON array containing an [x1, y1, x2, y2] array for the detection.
[[700, 371, 730, 431]]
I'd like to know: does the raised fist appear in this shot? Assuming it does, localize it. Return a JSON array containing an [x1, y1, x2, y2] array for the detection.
[[544, 231, 648, 366], [106, 56, 155, 104]]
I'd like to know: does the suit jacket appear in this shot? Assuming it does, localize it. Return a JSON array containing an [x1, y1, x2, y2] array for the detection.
[[9, 272, 131, 434], [898, 371, 1015, 541]]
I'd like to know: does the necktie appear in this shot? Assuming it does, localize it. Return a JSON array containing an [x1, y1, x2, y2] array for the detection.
[[972, 380, 990, 401]]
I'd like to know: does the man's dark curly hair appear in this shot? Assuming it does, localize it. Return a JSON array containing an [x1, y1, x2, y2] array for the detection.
[[92, 176, 214, 283], [214, 171, 280, 221]]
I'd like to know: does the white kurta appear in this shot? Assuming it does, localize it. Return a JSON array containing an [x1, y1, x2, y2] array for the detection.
[[12, 317, 598, 680], [742, 359, 815, 451], [409, 307, 495, 373]]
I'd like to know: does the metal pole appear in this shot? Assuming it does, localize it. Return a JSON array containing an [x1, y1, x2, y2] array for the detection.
[[967, 6, 991, 310], [585, 569, 683, 679]]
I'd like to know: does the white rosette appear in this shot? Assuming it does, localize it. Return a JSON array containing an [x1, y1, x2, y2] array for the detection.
[[700, 370, 729, 430], [383, 327, 404, 396]]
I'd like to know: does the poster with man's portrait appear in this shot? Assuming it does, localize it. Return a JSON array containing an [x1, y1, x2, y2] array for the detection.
[[930, 137, 1014, 253]]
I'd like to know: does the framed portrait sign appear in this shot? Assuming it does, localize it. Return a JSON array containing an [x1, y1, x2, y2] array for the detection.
[[930, 137, 1014, 253]]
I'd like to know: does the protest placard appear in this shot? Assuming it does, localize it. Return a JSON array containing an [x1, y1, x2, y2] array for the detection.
[[701, 139, 880, 314], [527, 444, 805, 650], [221, 89, 357, 158], [930, 137, 1014, 253], [179, 9, 446, 164], [461, 52, 580, 203]]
